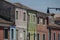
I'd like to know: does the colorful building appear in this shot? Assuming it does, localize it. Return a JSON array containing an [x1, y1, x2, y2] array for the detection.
[[36, 12, 49, 40], [14, 3, 38, 40], [47, 14, 60, 40], [14, 3, 28, 40], [27, 10, 37, 40], [1, 1, 60, 40], [0, 18, 12, 40], [0, 0, 16, 40]]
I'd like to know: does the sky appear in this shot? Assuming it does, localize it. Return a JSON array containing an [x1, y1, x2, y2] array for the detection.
[[6, 0, 60, 14]]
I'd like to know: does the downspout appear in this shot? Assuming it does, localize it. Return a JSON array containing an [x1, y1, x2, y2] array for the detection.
[[47, 8, 51, 40], [49, 28, 51, 40], [27, 10, 30, 40]]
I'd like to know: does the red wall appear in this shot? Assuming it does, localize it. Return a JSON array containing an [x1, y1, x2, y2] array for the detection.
[[51, 29, 60, 40], [0, 27, 4, 40], [37, 24, 49, 40]]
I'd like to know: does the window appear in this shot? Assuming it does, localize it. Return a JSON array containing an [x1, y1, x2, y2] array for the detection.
[[28, 33, 30, 40], [12, 29, 14, 39], [28, 15, 30, 22], [4, 29, 8, 39], [49, 16, 54, 23], [16, 11, 18, 19], [37, 17, 39, 24], [20, 33, 23, 38], [43, 34, 45, 40], [39, 18, 43, 24], [43, 18, 45, 25], [54, 33, 56, 40], [33, 15, 35, 22], [58, 33, 60, 40], [16, 30, 18, 40], [37, 33, 40, 40], [23, 12, 26, 21]]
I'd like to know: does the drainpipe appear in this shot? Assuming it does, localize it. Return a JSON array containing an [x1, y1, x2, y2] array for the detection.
[[27, 10, 30, 40], [47, 8, 51, 40], [34, 31, 35, 40], [49, 28, 51, 40]]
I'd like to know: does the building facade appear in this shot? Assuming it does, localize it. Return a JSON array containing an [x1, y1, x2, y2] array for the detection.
[[36, 12, 49, 40], [0, 18, 12, 40], [0, 0, 16, 40], [27, 10, 37, 40], [14, 3, 28, 40], [47, 14, 60, 40]]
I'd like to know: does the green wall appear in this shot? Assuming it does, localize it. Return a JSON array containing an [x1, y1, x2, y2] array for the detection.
[[28, 11, 37, 40]]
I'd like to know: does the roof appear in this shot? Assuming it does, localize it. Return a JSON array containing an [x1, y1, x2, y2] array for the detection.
[[47, 23, 60, 29], [0, 0, 16, 22], [55, 17, 60, 21], [14, 3, 32, 10], [0, 18, 13, 27], [14, 3, 39, 12], [54, 14, 60, 18], [4, 0, 17, 7], [37, 12, 48, 18]]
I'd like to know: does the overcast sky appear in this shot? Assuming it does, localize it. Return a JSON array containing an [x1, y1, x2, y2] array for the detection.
[[7, 0, 60, 14]]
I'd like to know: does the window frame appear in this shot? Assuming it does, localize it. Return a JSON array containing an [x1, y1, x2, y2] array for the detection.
[[43, 34, 46, 40], [54, 32, 56, 40], [4, 28, 8, 39], [23, 12, 26, 21], [16, 11, 18, 19], [37, 17, 39, 24], [33, 15, 35, 22], [43, 18, 45, 25], [37, 33, 40, 40]]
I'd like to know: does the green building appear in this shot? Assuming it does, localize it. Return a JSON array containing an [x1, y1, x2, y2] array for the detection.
[[27, 10, 37, 40]]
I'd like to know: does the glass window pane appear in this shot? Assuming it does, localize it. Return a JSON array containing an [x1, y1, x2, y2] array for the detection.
[[12, 29, 14, 39], [4, 29, 8, 39], [37, 33, 40, 40], [43, 34, 45, 40], [23, 13, 26, 21], [16, 11, 18, 19], [43, 19, 45, 24], [54, 33, 56, 40], [37, 17, 39, 24], [33, 15, 35, 22]]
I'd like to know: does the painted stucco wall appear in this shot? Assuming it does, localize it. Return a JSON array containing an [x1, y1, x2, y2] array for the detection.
[[0, 27, 4, 40], [28, 11, 37, 40], [51, 29, 60, 40], [15, 8, 27, 29], [15, 8, 27, 40]]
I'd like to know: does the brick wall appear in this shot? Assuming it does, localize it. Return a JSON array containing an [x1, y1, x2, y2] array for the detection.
[[37, 25, 49, 40], [51, 29, 60, 40], [0, 27, 4, 40]]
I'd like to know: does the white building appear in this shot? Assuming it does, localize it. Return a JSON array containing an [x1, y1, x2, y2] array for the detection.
[[15, 3, 28, 40]]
